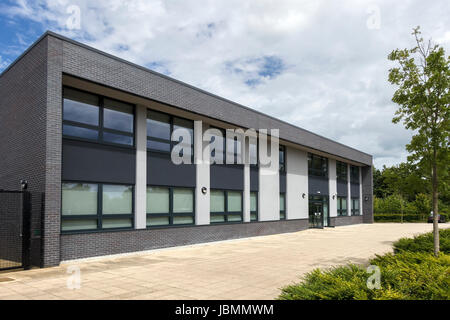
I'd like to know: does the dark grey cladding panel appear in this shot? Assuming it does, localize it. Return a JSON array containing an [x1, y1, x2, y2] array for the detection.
[[147, 152, 196, 187], [362, 166, 373, 223], [337, 180, 348, 196], [250, 166, 259, 191], [308, 176, 329, 196], [280, 172, 286, 193], [52, 32, 372, 165], [210, 165, 244, 190], [351, 183, 360, 198], [62, 139, 136, 184]]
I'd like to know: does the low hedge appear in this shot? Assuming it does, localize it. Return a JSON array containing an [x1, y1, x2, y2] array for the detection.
[[393, 228, 450, 254], [374, 213, 448, 222], [278, 230, 450, 300]]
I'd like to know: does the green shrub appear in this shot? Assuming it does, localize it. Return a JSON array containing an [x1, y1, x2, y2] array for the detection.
[[393, 228, 450, 254], [279, 230, 450, 300], [374, 213, 424, 222]]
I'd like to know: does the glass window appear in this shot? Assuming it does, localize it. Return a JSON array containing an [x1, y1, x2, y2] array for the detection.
[[249, 141, 258, 165], [350, 166, 360, 184], [351, 198, 360, 216], [173, 188, 194, 213], [147, 187, 170, 214], [104, 99, 134, 133], [280, 193, 286, 219], [308, 153, 328, 177], [61, 182, 134, 232], [210, 190, 225, 212], [250, 192, 258, 222], [147, 111, 171, 140], [62, 183, 98, 215], [227, 191, 242, 212], [338, 197, 347, 216], [103, 185, 133, 215], [62, 87, 135, 146], [210, 130, 225, 164], [146, 186, 195, 227], [336, 161, 348, 181], [279, 146, 286, 172]]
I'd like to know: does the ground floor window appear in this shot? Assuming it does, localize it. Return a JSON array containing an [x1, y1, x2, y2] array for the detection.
[[250, 192, 258, 221], [61, 182, 134, 232], [210, 190, 243, 223], [337, 196, 347, 216], [146, 186, 195, 227], [280, 193, 286, 220], [351, 198, 360, 216]]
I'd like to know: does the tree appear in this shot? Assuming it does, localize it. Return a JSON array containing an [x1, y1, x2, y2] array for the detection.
[[388, 26, 450, 256]]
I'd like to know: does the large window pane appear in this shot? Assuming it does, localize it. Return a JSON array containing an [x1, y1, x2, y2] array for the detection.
[[102, 185, 132, 215], [210, 215, 225, 223], [228, 214, 242, 222], [62, 183, 98, 215], [63, 88, 99, 126], [210, 190, 225, 212], [173, 188, 194, 213], [102, 218, 132, 229], [250, 192, 257, 212], [103, 131, 133, 146], [249, 141, 258, 165], [227, 191, 242, 212], [147, 140, 171, 152], [104, 99, 134, 133], [147, 187, 169, 214], [147, 111, 170, 140], [210, 133, 225, 163], [147, 216, 169, 226], [173, 216, 194, 225], [280, 193, 285, 211], [173, 117, 193, 142], [63, 124, 98, 140], [61, 219, 97, 231]]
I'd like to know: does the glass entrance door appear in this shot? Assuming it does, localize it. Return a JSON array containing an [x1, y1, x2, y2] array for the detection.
[[309, 202, 323, 228]]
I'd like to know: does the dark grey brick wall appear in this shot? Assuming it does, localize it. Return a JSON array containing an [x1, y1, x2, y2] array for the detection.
[[0, 38, 48, 267], [61, 219, 309, 261], [0, 192, 23, 269], [330, 215, 364, 227]]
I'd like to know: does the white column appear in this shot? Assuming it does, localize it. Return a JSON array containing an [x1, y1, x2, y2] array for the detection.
[[258, 136, 279, 221], [359, 167, 363, 216], [195, 121, 210, 225], [347, 164, 352, 216], [135, 105, 147, 229], [243, 137, 251, 222], [329, 159, 337, 218], [286, 147, 308, 219]]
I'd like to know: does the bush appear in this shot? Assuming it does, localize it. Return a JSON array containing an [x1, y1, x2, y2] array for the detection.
[[393, 228, 450, 254], [374, 213, 424, 222], [279, 230, 450, 300]]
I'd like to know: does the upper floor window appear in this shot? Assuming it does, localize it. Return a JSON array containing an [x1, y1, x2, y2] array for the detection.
[[350, 165, 360, 184], [249, 139, 258, 166], [336, 161, 348, 182], [209, 128, 243, 165], [147, 110, 193, 159], [279, 146, 286, 173], [308, 153, 328, 178], [63, 87, 134, 147]]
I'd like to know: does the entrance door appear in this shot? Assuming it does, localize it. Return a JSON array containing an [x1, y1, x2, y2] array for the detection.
[[309, 202, 323, 228]]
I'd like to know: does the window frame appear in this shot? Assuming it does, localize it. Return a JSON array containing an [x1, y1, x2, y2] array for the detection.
[[337, 196, 347, 216], [210, 189, 243, 224], [351, 197, 360, 216], [146, 185, 195, 228], [336, 161, 348, 182], [62, 87, 136, 148], [250, 191, 258, 222], [280, 192, 286, 220], [146, 109, 194, 161], [61, 181, 135, 233], [308, 153, 328, 178]]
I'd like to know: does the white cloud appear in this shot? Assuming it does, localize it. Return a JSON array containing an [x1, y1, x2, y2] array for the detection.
[[2, 0, 449, 168]]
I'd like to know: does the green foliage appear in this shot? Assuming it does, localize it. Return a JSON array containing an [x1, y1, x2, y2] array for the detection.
[[374, 212, 448, 222], [393, 228, 450, 254], [279, 230, 450, 300], [373, 194, 405, 213]]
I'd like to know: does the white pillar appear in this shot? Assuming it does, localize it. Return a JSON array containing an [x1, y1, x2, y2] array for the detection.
[[329, 159, 337, 218], [243, 137, 251, 222], [258, 136, 279, 221], [195, 121, 210, 225], [286, 147, 308, 219], [135, 105, 147, 229], [347, 164, 352, 216]]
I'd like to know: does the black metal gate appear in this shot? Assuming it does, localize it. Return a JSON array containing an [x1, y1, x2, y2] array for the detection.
[[0, 190, 31, 271]]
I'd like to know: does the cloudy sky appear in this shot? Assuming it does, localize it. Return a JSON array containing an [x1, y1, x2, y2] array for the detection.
[[1, 0, 449, 168]]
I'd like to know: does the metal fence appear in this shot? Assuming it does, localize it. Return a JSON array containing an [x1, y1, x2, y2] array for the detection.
[[0, 190, 31, 271]]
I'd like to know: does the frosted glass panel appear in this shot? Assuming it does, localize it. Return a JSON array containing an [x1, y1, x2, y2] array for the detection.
[[342, 199, 347, 210], [210, 214, 225, 223], [250, 213, 257, 221], [103, 185, 132, 214], [147, 187, 169, 214], [280, 194, 285, 211], [227, 191, 242, 212], [62, 183, 97, 216], [61, 219, 97, 231], [228, 214, 242, 222], [147, 216, 169, 226], [250, 192, 257, 212], [173, 216, 194, 225], [102, 218, 132, 229], [173, 189, 193, 213], [210, 190, 225, 213]]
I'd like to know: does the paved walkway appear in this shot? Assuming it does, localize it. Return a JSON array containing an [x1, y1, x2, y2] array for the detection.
[[0, 223, 447, 300]]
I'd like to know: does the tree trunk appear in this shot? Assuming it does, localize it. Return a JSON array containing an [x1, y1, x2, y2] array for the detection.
[[432, 151, 439, 257]]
